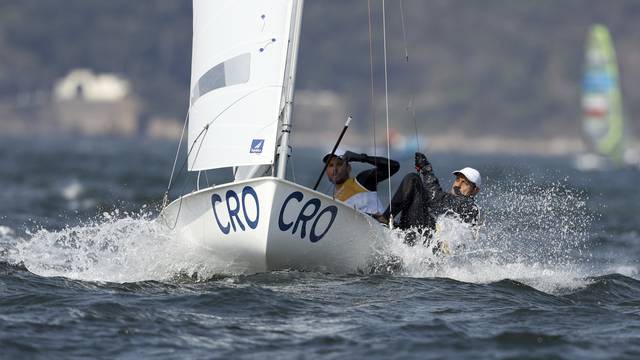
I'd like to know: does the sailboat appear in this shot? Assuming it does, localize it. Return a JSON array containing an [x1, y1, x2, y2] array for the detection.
[[159, 0, 389, 274], [575, 24, 636, 171]]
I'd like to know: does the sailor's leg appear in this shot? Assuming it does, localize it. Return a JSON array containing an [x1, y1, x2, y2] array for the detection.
[[389, 173, 421, 210], [384, 173, 430, 229]]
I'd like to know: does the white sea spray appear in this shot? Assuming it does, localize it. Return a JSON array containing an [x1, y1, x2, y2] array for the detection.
[[7, 209, 230, 283], [384, 174, 598, 294]]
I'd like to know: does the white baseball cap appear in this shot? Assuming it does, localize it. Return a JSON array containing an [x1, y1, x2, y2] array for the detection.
[[452, 167, 482, 188]]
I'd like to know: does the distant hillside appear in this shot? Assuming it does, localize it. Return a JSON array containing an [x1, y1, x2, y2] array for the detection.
[[1, 0, 640, 138]]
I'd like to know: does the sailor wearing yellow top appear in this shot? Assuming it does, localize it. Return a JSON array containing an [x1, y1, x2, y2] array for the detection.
[[323, 150, 400, 215]]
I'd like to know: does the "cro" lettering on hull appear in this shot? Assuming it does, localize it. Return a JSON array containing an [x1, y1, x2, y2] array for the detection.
[[211, 186, 260, 234], [278, 191, 338, 242]]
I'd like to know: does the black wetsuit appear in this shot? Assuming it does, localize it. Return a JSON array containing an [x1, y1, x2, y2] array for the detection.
[[382, 160, 478, 233], [348, 153, 400, 192]]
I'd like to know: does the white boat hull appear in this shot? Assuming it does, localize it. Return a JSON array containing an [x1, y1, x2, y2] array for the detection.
[[160, 177, 389, 274]]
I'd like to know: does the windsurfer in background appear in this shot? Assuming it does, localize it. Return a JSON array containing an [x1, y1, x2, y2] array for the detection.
[[376, 152, 481, 245], [324, 150, 400, 216]]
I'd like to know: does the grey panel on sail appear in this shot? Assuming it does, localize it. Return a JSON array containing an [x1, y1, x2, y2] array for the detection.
[[191, 53, 251, 105]]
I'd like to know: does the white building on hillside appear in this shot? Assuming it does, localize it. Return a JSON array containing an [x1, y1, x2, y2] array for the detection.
[[54, 69, 131, 102], [52, 69, 140, 136]]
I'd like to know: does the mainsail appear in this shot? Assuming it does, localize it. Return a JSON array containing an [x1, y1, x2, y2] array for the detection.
[[581, 24, 625, 164], [188, 0, 295, 171]]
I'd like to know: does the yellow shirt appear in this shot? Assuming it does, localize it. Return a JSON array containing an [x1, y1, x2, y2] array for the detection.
[[334, 177, 384, 214]]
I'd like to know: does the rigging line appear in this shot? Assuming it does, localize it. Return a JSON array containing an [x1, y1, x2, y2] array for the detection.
[[399, 0, 419, 152], [400, 1, 420, 153], [408, 97, 420, 151], [399, 0, 409, 63], [190, 126, 210, 174], [367, 0, 380, 211], [167, 164, 193, 230], [382, 0, 393, 228], [165, 124, 209, 195], [166, 126, 209, 229], [166, 110, 189, 192]]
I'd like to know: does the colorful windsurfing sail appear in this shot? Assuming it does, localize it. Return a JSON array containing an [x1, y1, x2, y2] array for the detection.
[[581, 24, 625, 164]]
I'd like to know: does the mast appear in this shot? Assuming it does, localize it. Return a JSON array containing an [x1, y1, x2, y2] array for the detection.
[[276, 0, 304, 179]]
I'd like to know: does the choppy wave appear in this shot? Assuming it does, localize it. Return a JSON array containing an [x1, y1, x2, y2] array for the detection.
[[1, 263, 638, 358]]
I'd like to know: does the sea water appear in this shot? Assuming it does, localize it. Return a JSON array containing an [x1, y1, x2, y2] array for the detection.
[[1, 138, 639, 359]]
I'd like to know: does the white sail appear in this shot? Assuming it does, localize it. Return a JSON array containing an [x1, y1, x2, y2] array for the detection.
[[189, 0, 295, 171]]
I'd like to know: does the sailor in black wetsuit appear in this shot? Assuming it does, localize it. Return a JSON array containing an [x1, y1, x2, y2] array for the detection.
[[378, 152, 481, 243], [324, 150, 400, 215]]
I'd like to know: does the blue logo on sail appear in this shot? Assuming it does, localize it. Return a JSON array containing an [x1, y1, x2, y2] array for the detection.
[[250, 139, 264, 154]]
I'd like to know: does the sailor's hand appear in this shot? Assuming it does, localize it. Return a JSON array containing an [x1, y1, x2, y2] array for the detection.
[[342, 151, 366, 163], [415, 152, 431, 172]]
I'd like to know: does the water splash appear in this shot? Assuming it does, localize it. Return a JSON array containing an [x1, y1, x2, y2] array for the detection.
[[383, 174, 598, 294], [3, 173, 629, 291], [0, 226, 17, 259], [0, 225, 15, 239], [6, 209, 231, 283]]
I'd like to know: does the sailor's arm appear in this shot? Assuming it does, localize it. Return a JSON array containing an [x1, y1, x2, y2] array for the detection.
[[343, 151, 400, 191], [415, 152, 446, 201]]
